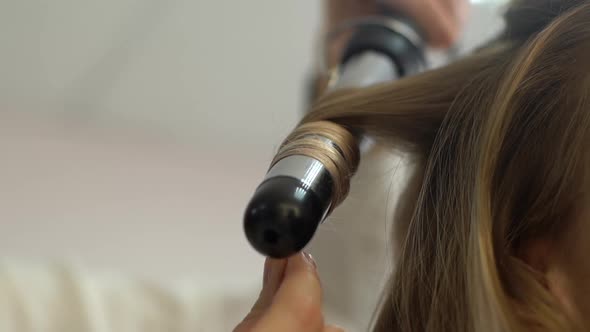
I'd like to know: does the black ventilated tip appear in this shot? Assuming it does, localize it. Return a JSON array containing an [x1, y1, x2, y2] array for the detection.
[[243, 176, 331, 258]]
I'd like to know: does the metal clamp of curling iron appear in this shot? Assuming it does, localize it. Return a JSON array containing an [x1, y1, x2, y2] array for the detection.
[[244, 11, 427, 258]]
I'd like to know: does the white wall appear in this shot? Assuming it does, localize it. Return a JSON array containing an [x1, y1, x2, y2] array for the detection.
[[0, 0, 320, 280]]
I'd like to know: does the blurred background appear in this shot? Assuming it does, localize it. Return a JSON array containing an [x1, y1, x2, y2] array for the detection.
[[0, 0, 506, 330]]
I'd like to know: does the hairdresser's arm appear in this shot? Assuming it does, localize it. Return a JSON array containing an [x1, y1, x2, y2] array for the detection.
[[324, 0, 469, 66], [234, 253, 342, 332]]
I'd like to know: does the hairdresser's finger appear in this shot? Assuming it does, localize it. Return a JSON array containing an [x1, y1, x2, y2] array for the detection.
[[234, 258, 287, 332], [441, 0, 470, 35], [435, 0, 470, 22], [257, 258, 287, 308], [380, 0, 468, 48], [325, 0, 375, 28], [255, 252, 324, 332]]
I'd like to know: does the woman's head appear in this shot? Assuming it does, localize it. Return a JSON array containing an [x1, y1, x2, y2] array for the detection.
[[271, 0, 590, 330]]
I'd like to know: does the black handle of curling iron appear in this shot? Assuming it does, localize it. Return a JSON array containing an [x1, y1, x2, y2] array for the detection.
[[244, 9, 427, 258], [341, 6, 426, 76]]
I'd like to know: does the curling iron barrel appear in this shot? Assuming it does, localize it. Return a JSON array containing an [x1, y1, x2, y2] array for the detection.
[[244, 13, 426, 258]]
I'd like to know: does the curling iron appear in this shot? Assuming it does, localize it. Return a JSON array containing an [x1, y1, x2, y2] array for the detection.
[[244, 8, 427, 258]]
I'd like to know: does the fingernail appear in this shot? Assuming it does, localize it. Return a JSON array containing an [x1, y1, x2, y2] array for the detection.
[[303, 252, 317, 270]]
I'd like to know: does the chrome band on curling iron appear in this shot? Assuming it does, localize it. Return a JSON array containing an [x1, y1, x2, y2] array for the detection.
[[264, 155, 333, 206]]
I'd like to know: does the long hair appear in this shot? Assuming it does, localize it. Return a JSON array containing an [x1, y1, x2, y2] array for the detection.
[[270, 0, 590, 330]]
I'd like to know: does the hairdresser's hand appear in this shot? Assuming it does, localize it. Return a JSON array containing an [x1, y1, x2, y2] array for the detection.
[[326, 0, 469, 47], [324, 0, 469, 65], [234, 253, 343, 332]]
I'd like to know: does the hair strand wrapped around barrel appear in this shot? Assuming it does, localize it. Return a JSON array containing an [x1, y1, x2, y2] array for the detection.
[[270, 121, 360, 211]]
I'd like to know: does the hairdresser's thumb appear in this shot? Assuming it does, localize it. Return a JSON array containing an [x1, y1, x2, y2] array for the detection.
[[234, 258, 287, 332], [253, 252, 325, 332]]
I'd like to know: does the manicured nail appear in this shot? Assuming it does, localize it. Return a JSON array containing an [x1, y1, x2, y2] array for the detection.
[[303, 252, 317, 269]]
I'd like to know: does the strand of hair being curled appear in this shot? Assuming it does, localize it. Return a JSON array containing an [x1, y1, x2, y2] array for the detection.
[[270, 121, 359, 209]]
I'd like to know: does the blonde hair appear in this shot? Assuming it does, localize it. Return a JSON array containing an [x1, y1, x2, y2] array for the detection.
[[269, 0, 590, 330]]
